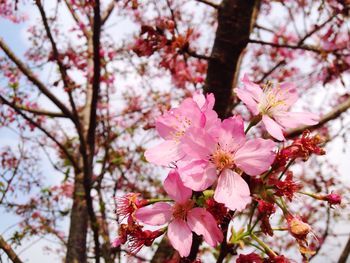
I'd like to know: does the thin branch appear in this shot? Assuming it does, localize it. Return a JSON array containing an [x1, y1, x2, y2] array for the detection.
[[0, 235, 23, 263], [35, 0, 80, 124], [101, 1, 115, 25], [0, 95, 78, 169], [195, 0, 219, 9], [64, 0, 90, 38], [258, 60, 286, 83], [249, 38, 321, 53], [185, 49, 211, 60], [0, 37, 73, 119], [286, 96, 350, 138]]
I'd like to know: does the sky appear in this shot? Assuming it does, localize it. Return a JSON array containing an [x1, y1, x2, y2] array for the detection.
[[0, 1, 350, 263]]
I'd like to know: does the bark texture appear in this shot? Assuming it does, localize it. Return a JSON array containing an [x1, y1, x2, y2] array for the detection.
[[204, 0, 260, 119]]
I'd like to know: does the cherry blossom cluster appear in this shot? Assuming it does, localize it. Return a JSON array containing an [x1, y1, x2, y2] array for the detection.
[[113, 75, 341, 261]]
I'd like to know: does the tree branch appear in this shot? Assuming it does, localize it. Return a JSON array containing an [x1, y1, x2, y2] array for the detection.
[[0, 95, 78, 169], [249, 38, 321, 53], [12, 104, 67, 118], [0, 37, 73, 120], [338, 235, 350, 263], [195, 0, 219, 9], [286, 96, 350, 138], [101, 1, 115, 25], [0, 235, 23, 263]]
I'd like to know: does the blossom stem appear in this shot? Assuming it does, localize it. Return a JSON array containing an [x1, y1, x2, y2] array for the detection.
[[278, 158, 295, 180], [251, 232, 278, 257], [247, 201, 258, 230]]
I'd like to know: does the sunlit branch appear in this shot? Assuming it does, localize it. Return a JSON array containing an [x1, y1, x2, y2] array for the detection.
[[101, 1, 115, 25], [13, 105, 67, 118], [0, 235, 23, 263], [0, 37, 73, 120], [286, 96, 350, 138], [64, 0, 90, 38]]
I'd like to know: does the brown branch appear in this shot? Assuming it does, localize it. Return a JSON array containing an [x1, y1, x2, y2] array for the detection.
[[258, 60, 286, 83], [249, 39, 321, 53], [84, 1, 102, 262], [286, 96, 350, 138], [0, 235, 23, 263], [64, 0, 90, 38], [0, 95, 78, 169], [185, 49, 211, 60], [101, 1, 115, 25], [12, 105, 67, 118], [35, 0, 80, 123], [195, 0, 219, 9], [338, 235, 350, 263], [0, 37, 73, 120]]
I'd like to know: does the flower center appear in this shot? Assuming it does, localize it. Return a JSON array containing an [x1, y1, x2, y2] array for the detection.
[[172, 200, 194, 220], [258, 82, 288, 116], [170, 115, 192, 142], [211, 148, 234, 171]]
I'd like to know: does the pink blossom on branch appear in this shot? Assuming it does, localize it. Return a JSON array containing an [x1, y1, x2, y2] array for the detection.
[[235, 74, 319, 140], [135, 170, 223, 257], [177, 115, 276, 211], [144, 92, 219, 166]]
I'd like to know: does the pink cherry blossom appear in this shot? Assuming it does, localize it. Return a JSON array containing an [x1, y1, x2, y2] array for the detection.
[[145, 93, 219, 166], [235, 74, 319, 140], [177, 115, 276, 211], [135, 170, 223, 257]]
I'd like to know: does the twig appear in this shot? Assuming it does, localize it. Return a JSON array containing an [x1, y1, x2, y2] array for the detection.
[[338, 235, 350, 263], [249, 39, 321, 53], [195, 0, 219, 9]]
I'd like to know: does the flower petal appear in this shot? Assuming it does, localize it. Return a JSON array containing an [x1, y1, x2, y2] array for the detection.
[[178, 160, 217, 191], [219, 115, 246, 151], [274, 111, 319, 129], [145, 140, 184, 166], [164, 170, 192, 203], [235, 88, 259, 116], [242, 74, 263, 101], [135, 202, 172, 226], [214, 169, 251, 211], [180, 127, 216, 159], [168, 219, 193, 257], [187, 207, 223, 247], [262, 115, 285, 141], [234, 138, 276, 176]]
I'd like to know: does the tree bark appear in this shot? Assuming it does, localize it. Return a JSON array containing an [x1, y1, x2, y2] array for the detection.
[[0, 235, 23, 263], [204, 0, 260, 119], [65, 171, 88, 263]]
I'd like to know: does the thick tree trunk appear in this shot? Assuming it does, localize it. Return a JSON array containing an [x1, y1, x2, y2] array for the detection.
[[65, 171, 88, 263], [204, 0, 260, 119]]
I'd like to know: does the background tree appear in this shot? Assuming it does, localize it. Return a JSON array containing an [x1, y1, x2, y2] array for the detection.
[[0, 0, 349, 262]]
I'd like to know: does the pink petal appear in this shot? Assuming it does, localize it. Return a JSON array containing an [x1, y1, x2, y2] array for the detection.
[[164, 170, 192, 203], [274, 111, 319, 129], [145, 140, 185, 166], [278, 82, 298, 107], [242, 74, 263, 101], [187, 207, 223, 247], [235, 88, 259, 115], [180, 127, 216, 160], [219, 115, 246, 151], [262, 115, 285, 141], [178, 160, 217, 191], [168, 219, 193, 257], [234, 138, 276, 176], [214, 169, 251, 211], [135, 202, 172, 226]]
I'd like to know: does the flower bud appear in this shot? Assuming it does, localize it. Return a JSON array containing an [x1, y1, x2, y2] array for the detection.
[[287, 216, 311, 240], [324, 193, 341, 205]]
